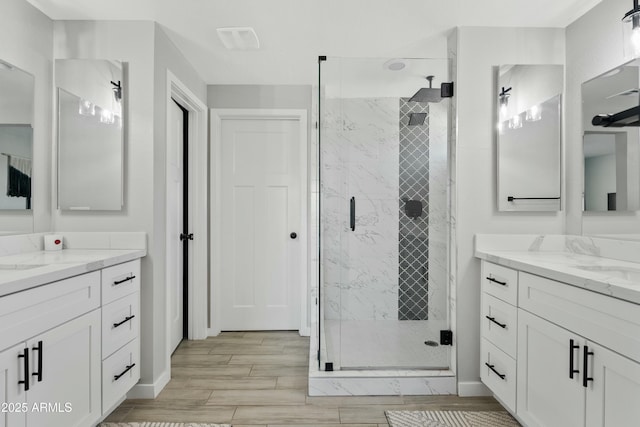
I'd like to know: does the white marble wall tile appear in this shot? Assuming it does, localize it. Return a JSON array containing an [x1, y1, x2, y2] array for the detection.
[[60, 232, 147, 250]]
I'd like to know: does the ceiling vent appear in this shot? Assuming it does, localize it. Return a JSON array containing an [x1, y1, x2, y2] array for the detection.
[[216, 27, 260, 50]]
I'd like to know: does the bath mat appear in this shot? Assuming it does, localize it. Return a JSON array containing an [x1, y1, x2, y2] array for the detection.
[[100, 423, 231, 427], [385, 410, 520, 427]]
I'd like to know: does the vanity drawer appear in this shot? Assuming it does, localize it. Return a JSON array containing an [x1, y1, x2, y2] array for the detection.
[[0, 271, 100, 351], [102, 259, 140, 305], [482, 293, 517, 358], [102, 337, 140, 412], [519, 272, 640, 362], [481, 261, 518, 305], [481, 338, 516, 413], [102, 292, 139, 359]]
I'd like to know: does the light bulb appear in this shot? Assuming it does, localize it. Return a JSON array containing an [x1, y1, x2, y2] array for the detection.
[[526, 105, 542, 122], [100, 108, 115, 124], [509, 114, 522, 129], [632, 25, 640, 55], [79, 99, 95, 116]]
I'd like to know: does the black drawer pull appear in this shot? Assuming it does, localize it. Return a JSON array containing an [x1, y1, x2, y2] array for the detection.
[[486, 276, 507, 286], [350, 197, 356, 231], [113, 315, 136, 329], [114, 363, 136, 381], [485, 362, 506, 380], [583, 346, 594, 387], [485, 315, 507, 329], [569, 339, 579, 379], [18, 348, 29, 391], [32, 341, 43, 382], [113, 275, 136, 285]]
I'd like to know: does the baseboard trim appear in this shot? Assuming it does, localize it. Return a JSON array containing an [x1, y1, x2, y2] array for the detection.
[[127, 370, 171, 399], [458, 381, 491, 396]]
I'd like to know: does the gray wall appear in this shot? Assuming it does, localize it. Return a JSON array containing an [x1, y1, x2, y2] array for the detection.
[[0, 0, 52, 233], [452, 27, 566, 395], [53, 20, 207, 396]]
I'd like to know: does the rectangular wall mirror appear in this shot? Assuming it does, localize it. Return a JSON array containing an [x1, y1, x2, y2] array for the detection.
[[56, 59, 124, 211], [496, 64, 563, 212], [0, 62, 34, 212], [582, 59, 640, 212]]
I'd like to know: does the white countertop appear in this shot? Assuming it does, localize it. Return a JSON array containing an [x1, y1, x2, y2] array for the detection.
[[0, 249, 146, 297], [476, 248, 640, 305]]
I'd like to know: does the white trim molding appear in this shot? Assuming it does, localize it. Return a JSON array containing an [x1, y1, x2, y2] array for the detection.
[[164, 71, 209, 381], [209, 108, 309, 336], [458, 381, 491, 396]]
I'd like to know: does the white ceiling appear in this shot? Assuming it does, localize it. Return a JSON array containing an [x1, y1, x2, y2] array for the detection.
[[26, 0, 602, 85]]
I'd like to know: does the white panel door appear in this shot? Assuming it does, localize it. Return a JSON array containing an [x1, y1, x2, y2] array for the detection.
[[167, 101, 184, 352], [586, 340, 640, 427], [517, 309, 585, 427], [220, 118, 301, 330]]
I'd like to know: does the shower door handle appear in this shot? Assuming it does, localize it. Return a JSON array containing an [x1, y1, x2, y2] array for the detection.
[[350, 197, 355, 231]]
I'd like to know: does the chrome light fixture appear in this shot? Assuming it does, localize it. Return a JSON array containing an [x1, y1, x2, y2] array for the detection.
[[623, 0, 640, 57]]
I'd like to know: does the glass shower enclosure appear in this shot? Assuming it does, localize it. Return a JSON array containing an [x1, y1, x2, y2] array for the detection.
[[317, 57, 452, 372]]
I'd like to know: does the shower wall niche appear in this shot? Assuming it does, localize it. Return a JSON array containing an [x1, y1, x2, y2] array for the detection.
[[318, 57, 451, 372]]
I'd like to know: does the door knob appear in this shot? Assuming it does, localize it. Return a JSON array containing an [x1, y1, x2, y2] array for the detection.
[[290, 232, 297, 239]]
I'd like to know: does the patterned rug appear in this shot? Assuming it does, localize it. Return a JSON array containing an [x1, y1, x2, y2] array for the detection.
[[385, 410, 520, 427], [100, 423, 231, 427]]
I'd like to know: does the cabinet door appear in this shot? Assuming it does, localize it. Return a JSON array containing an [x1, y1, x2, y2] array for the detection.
[[586, 341, 640, 427], [25, 310, 101, 427], [0, 343, 27, 427], [517, 309, 585, 427]]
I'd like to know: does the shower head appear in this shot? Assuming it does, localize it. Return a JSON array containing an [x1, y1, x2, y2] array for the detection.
[[408, 112, 427, 126], [409, 75, 443, 103]]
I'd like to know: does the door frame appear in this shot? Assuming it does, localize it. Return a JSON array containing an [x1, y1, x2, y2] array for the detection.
[[165, 70, 209, 356], [209, 108, 309, 336]]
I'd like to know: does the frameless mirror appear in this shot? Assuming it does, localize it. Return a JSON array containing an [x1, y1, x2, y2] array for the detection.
[[582, 59, 640, 212], [496, 64, 563, 212], [0, 60, 34, 236], [56, 59, 123, 211]]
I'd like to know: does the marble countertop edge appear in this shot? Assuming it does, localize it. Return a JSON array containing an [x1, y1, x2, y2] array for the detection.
[[0, 249, 146, 297], [475, 249, 640, 305]]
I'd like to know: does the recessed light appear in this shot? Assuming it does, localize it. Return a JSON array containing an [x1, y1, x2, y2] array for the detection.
[[383, 59, 407, 71], [216, 27, 260, 50]]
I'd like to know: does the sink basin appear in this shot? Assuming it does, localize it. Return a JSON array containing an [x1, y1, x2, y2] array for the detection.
[[576, 265, 640, 283], [0, 264, 46, 271]]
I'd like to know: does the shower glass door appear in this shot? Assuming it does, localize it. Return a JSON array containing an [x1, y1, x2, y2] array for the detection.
[[319, 57, 451, 370]]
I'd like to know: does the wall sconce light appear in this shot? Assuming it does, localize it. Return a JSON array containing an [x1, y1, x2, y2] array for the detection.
[[99, 108, 115, 125], [111, 80, 122, 102], [499, 86, 512, 119], [526, 104, 542, 122], [623, 0, 640, 57]]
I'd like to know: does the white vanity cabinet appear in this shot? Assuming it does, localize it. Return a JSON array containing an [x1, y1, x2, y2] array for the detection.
[[0, 257, 142, 427], [480, 260, 640, 427], [0, 272, 102, 427]]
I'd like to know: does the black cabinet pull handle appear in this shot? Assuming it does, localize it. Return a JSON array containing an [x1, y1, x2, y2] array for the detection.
[[113, 315, 136, 329], [18, 348, 29, 391], [485, 315, 507, 329], [486, 276, 507, 286], [114, 275, 136, 285], [583, 345, 594, 387], [32, 341, 43, 382], [114, 363, 136, 381], [569, 339, 579, 379], [484, 362, 506, 380], [350, 197, 356, 231]]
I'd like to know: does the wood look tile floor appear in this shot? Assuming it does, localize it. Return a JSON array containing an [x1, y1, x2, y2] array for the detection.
[[104, 331, 504, 426]]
